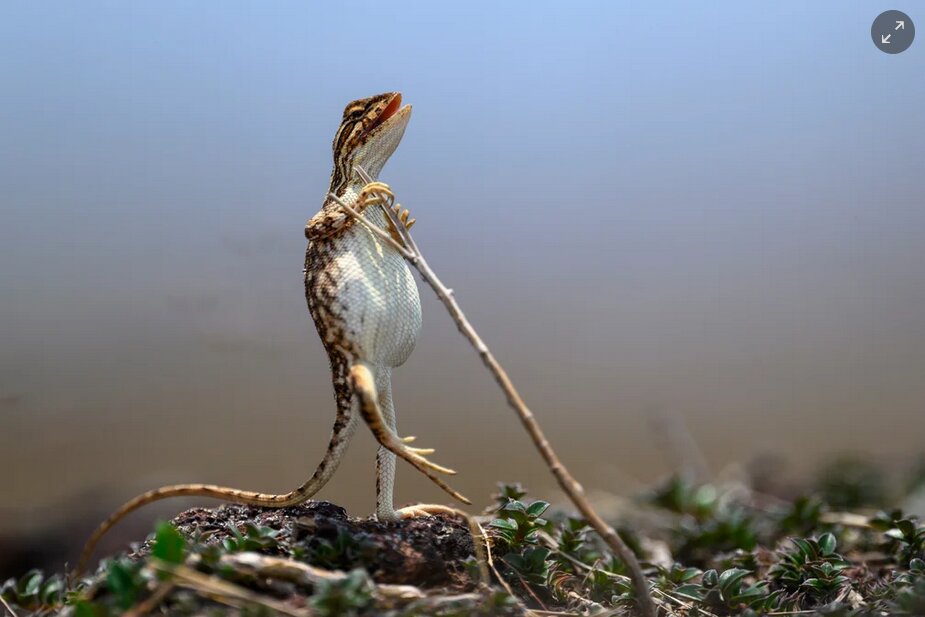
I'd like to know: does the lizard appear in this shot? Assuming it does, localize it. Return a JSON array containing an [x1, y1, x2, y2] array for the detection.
[[75, 92, 469, 577]]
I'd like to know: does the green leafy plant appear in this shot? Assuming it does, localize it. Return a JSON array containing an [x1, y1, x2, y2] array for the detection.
[[698, 567, 780, 612], [649, 475, 720, 520], [502, 546, 552, 587], [105, 559, 146, 611], [871, 510, 925, 562], [653, 563, 703, 602], [308, 568, 374, 617], [152, 520, 187, 564], [490, 499, 550, 548], [0, 569, 65, 612], [889, 558, 925, 615], [303, 527, 377, 570], [12, 455, 925, 617], [649, 476, 760, 566], [768, 533, 852, 606], [778, 495, 826, 536], [222, 522, 280, 553], [583, 556, 633, 605], [491, 482, 528, 510], [553, 517, 602, 573]]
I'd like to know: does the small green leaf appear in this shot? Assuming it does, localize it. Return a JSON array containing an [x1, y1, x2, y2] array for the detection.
[[107, 561, 139, 610], [502, 501, 527, 514], [719, 568, 750, 591], [152, 521, 186, 564], [801, 578, 824, 590], [502, 553, 526, 570], [527, 547, 551, 565], [869, 513, 893, 531], [22, 571, 43, 597], [678, 567, 702, 583], [490, 519, 518, 531], [674, 584, 705, 601], [733, 584, 767, 603], [702, 569, 718, 587], [791, 537, 814, 559], [40, 577, 64, 604], [818, 532, 837, 555], [526, 501, 550, 518]]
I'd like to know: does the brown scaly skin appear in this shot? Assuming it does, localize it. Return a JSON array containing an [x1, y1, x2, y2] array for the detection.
[[74, 92, 468, 578]]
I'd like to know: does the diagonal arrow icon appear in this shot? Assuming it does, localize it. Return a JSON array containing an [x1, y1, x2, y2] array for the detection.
[[872, 10, 914, 54]]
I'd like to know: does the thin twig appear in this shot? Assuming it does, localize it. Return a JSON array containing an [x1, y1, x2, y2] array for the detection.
[[513, 569, 549, 611], [458, 510, 492, 586], [0, 594, 18, 617], [348, 165, 657, 617], [477, 520, 538, 617]]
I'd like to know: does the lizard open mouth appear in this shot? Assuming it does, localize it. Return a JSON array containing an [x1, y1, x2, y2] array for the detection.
[[363, 93, 408, 139]]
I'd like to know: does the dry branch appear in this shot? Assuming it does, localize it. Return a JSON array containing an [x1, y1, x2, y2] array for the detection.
[[330, 166, 657, 617]]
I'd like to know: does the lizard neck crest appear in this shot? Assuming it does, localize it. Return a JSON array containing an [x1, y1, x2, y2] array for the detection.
[[329, 92, 411, 196]]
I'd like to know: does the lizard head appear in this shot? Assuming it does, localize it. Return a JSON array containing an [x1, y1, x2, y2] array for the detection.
[[329, 92, 411, 193]]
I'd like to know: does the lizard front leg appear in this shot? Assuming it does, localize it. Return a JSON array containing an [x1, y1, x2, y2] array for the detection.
[[305, 209, 349, 240], [311, 182, 415, 243], [349, 362, 470, 514], [306, 182, 412, 241]]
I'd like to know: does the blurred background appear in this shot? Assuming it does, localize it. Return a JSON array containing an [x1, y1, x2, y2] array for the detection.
[[1, 2, 923, 576]]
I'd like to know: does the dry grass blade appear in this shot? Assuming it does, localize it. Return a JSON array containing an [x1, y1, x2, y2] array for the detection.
[[476, 520, 538, 617], [149, 560, 313, 617], [218, 552, 426, 600], [0, 594, 19, 617]]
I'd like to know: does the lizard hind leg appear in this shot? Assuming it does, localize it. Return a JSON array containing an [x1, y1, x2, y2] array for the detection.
[[349, 362, 471, 512], [373, 366, 400, 521]]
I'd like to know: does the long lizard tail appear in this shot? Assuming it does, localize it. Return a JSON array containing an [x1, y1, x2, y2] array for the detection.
[[74, 390, 359, 577]]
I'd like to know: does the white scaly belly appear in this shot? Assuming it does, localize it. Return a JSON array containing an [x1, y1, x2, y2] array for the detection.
[[327, 205, 421, 367]]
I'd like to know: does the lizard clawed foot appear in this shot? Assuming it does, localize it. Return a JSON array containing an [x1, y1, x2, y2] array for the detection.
[[400, 436, 434, 455], [350, 363, 471, 505], [356, 181, 415, 242], [356, 181, 395, 212], [384, 201, 415, 243], [385, 431, 455, 475], [390, 203, 415, 230]]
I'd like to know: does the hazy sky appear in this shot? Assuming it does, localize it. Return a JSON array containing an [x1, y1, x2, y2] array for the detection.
[[2, 2, 924, 532]]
